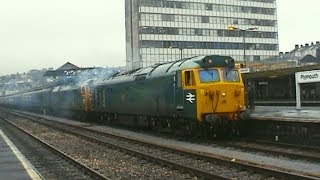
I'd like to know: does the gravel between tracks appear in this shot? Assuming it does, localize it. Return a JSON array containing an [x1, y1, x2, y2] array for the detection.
[[5, 109, 320, 179], [11, 118, 196, 179]]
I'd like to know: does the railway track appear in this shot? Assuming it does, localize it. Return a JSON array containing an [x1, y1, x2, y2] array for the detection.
[[1, 108, 319, 179], [221, 139, 320, 163], [0, 113, 109, 180]]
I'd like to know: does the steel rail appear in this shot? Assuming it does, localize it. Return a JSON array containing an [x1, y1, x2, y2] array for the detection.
[[0, 116, 110, 180], [2, 108, 320, 180], [2, 110, 227, 179], [219, 140, 320, 163]]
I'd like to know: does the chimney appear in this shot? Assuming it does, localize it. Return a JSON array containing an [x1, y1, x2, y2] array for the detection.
[[305, 43, 309, 47], [279, 52, 284, 55], [301, 45, 304, 48], [311, 42, 314, 46], [316, 41, 320, 45], [295, 45, 299, 50], [285, 52, 289, 54]]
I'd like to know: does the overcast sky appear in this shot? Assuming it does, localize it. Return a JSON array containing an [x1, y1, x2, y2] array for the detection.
[[0, 1, 319, 76]]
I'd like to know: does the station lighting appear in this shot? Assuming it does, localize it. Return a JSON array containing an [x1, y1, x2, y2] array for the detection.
[[227, 26, 258, 68]]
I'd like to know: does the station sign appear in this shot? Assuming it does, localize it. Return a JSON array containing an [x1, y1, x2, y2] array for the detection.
[[258, 81, 268, 85], [296, 70, 320, 84], [295, 70, 320, 110], [239, 68, 250, 73]]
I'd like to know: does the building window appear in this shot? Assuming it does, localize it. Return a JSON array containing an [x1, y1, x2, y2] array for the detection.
[[201, 16, 210, 23]]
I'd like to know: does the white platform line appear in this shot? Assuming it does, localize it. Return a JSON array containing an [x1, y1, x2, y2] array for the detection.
[[0, 129, 42, 180]]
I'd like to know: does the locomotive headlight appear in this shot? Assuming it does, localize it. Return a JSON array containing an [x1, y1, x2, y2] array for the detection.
[[221, 92, 226, 97]]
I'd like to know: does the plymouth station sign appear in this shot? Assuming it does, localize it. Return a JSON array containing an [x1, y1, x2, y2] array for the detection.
[[295, 70, 320, 109], [296, 70, 320, 84]]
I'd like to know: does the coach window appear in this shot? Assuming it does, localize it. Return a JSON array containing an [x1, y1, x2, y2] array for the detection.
[[73, 91, 77, 105], [176, 71, 181, 87], [101, 89, 106, 108], [185, 70, 195, 86], [97, 90, 102, 107]]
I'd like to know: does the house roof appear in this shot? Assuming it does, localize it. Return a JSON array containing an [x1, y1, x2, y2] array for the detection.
[[44, 62, 94, 76], [300, 54, 319, 63], [57, 62, 80, 70]]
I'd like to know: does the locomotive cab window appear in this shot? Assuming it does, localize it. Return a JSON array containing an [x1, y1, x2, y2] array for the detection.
[[222, 69, 240, 82], [198, 69, 219, 83], [184, 70, 195, 86]]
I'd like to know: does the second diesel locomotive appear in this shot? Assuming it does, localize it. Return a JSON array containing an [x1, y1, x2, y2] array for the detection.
[[0, 55, 248, 137]]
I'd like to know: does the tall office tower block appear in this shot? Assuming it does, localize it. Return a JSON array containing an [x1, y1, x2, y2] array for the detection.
[[125, 0, 278, 70]]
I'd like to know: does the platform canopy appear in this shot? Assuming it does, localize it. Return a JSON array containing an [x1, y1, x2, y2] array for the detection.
[[244, 64, 320, 80]]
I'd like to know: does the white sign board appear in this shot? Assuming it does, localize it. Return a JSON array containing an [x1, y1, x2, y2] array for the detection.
[[296, 70, 320, 84], [295, 70, 320, 109], [239, 68, 250, 73]]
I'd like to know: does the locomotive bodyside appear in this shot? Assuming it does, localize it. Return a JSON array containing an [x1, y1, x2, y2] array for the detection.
[[0, 55, 247, 137], [0, 89, 52, 113], [90, 55, 247, 136], [50, 80, 94, 119]]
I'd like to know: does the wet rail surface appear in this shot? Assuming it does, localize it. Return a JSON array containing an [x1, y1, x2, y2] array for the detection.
[[1, 108, 319, 180]]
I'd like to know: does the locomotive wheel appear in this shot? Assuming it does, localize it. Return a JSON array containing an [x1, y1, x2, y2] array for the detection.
[[214, 124, 227, 139], [151, 118, 160, 134], [192, 122, 201, 139], [238, 119, 248, 137], [133, 116, 138, 128], [232, 121, 240, 137], [107, 116, 113, 126], [169, 119, 177, 136], [200, 122, 209, 140], [215, 122, 233, 139], [107, 114, 117, 126], [147, 117, 152, 130], [79, 112, 88, 121], [183, 121, 192, 137]]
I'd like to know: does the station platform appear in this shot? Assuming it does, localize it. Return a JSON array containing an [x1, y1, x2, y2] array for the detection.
[[0, 129, 41, 180], [250, 106, 320, 122]]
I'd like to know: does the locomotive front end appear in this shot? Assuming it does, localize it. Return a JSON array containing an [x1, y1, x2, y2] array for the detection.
[[196, 68, 247, 124], [189, 55, 248, 136]]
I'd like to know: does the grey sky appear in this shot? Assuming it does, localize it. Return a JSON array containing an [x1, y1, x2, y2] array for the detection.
[[0, 1, 319, 75]]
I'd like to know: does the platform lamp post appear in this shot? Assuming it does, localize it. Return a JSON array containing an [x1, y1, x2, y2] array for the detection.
[[169, 46, 183, 60], [179, 48, 183, 60], [228, 26, 258, 68]]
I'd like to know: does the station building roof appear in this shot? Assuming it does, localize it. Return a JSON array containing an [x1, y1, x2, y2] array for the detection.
[[244, 64, 320, 80]]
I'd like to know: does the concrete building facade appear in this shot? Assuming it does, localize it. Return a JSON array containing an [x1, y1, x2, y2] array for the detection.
[[125, 0, 279, 70]]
